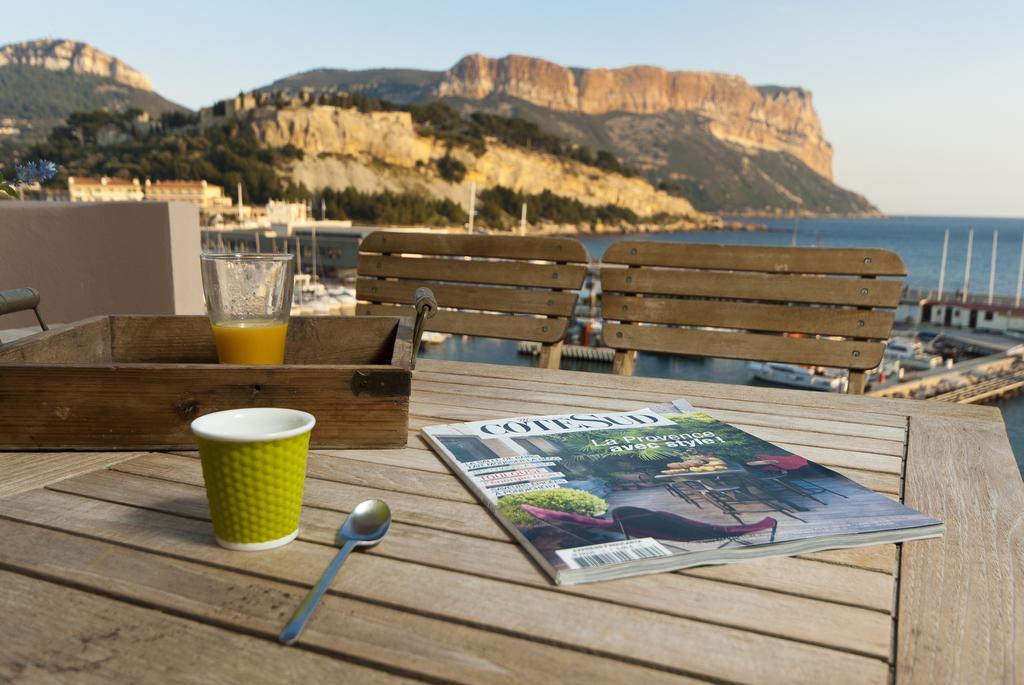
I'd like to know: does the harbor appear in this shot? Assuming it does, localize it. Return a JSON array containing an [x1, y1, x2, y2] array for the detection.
[[198, 215, 1024, 468]]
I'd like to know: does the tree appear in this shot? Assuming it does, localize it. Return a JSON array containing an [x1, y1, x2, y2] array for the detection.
[[436, 154, 466, 183]]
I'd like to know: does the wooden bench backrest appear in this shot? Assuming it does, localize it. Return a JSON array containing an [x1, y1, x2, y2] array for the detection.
[[357, 232, 590, 365], [600, 241, 907, 391]]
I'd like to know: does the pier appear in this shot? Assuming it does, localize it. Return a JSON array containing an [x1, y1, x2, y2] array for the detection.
[[929, 367, 1024, 403], [870, 345, 1024, 403], [518, 341, 615, 363]]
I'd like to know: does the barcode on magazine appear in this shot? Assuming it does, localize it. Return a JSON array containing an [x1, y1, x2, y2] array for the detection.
[[555, 538, 672, 570]]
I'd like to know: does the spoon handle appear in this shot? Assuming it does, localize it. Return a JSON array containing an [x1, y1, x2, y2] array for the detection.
[[279, 539, 358, 645]]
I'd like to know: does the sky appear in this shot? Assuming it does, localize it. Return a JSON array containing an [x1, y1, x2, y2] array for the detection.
[[4, 0, 1023, 217]]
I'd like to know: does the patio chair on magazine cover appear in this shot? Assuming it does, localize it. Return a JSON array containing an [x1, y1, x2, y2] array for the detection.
[[521, 503, 777, 548]]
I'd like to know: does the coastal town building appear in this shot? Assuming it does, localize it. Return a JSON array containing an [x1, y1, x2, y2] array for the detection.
[[143, 179, 232, 211], [68, 176, 144, 202], [65, 176, 231, 211], [920, 299, 1024, 336]]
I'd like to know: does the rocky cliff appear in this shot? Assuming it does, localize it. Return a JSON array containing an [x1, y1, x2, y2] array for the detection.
[[436, 54, 832, 179], [248, 105, 710, 224], [0, 39, 186, 147], [0, 39, 153, 91]]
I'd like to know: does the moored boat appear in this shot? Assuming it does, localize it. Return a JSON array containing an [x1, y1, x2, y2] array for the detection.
[[748, 362, 848, 392]]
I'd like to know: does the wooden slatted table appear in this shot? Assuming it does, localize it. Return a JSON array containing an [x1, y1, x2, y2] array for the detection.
[[1, 359, 1021, 684]]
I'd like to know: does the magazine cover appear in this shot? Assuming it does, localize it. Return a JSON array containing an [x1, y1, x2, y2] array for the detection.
[[423, 400, 943, 584]]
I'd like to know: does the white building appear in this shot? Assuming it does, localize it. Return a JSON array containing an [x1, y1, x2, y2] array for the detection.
[[920, 299, 1024, 336]]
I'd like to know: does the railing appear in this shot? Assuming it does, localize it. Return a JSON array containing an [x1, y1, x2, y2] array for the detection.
[[902, 285, 1021, 308]]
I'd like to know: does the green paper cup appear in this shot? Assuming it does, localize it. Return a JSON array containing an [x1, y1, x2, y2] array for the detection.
[[191, 408, 315, 551]]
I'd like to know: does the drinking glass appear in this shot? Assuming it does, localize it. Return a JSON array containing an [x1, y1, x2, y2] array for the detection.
[[200, 253, 294, 364]]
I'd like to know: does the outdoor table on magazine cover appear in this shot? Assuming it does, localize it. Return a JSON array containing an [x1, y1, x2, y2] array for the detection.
[[1, 359, 1021, 684]]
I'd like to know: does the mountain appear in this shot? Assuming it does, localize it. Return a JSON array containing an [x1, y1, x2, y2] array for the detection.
[[263, 54, 877, 215], [223, 100, 714, 229], [0, 39, 187, 142]]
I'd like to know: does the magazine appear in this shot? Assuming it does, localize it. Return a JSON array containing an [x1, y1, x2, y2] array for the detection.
[[422, 399, 943, 585]]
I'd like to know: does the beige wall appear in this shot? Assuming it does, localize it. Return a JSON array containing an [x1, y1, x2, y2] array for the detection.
[[0, 201, 203, 329]]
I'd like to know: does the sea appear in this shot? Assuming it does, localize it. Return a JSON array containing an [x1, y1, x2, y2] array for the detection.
[[417, 215, 1024, 473]]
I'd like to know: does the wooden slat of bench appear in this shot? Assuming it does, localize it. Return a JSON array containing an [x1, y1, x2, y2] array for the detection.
[[0, 570, 409, 684], [601, 267, 903, 307], [603, 242, 907, 276], [360, 254, 588, 289], [48, 470, 895, 657], [357, 303, 568, 343], [896, 415, 1024, 683], [602, 295, 896, 339], [603, 323, 887, 370], [0, 489, 891, 682], [411, 372, 911, 428], [357, 277, 579, 316], [0, 515, 688, 685], [361, 232, 590, 263]]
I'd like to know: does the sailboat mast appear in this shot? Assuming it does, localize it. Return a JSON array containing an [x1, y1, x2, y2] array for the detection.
[[988, 230, 998, 305], [1016, 231, 1024, 308], [962, 228, 974, 302], [937, 229, 949, 297], [312, 226, 318, 283]]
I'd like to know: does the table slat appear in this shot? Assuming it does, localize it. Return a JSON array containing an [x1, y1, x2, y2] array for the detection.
[[408, 386, 908, 442], [46, 468, 895, 656], [0, 570, 408, 684], [406, 405, 907, 458], [106, 452, 898, 580], [0, 451, 143, 498], [415, 360, 1000, 422], [412, 373, 910, 427], [0, 494, 890, 685], [0, 518, 691, 685], [897, 415, 1024, 683]]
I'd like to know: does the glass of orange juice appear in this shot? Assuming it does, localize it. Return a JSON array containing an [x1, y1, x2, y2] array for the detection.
[[200, 253, 295, 364]]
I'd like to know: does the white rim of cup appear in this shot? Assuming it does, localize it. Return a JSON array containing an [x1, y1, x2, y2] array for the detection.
[[190, 408, 316, 443]]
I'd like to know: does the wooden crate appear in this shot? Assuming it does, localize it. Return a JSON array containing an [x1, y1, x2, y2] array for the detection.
[[0, 315, 416, 450]]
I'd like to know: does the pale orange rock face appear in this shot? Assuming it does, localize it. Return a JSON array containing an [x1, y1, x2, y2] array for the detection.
[[0, 39, 153, 92], [436, 54, 833, 180]]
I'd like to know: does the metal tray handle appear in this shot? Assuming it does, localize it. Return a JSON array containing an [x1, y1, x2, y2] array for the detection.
[[0, 287, 48, 334], [410, 287, 437, 369]]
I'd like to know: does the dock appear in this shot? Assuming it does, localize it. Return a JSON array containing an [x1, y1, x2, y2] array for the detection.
[[929, 367, 1024, 403], [517, 341, 615, 363], [870, 345, 1024, 403]]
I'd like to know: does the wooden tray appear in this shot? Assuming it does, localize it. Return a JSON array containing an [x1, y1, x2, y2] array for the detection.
[[0, 314, 422, 450]]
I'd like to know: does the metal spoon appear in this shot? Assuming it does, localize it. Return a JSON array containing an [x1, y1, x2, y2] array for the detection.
[[278, 499, 391, 645]]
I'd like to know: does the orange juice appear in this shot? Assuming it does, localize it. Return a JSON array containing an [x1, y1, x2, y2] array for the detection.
[[212, 321, 288, 364]]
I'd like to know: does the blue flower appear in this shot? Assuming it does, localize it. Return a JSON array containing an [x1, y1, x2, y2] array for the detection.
[[15, 159, 58, 185]]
